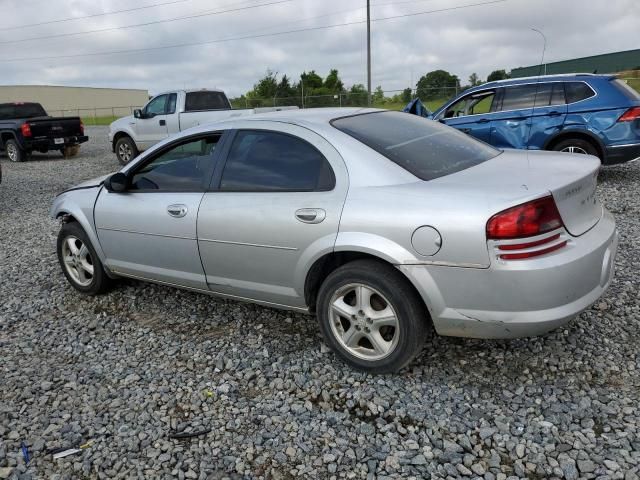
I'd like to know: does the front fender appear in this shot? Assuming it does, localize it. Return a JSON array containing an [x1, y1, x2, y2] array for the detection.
[[50, 187, 108, 266]]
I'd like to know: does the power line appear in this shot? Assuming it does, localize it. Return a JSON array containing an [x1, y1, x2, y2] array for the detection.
[[0, 0, 190, 32], [0, 0, 294, 45], [0, 0, 510, 64]]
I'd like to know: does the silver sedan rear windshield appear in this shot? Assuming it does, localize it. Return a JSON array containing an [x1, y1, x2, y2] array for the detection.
[[332, 111, 500, 181]]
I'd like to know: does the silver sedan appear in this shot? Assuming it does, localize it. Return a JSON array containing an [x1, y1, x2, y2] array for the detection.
[[51, 108, 618, 373]]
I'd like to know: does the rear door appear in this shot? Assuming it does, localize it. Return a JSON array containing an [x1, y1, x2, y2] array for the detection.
[[197, 122, 348, 308], [94, 133, 223, 288], [490, 83, 567, 150], [438, 89, 497, 143]]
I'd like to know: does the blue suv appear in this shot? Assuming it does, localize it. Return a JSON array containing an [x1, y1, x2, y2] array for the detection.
[[430, 74, 640, 164]]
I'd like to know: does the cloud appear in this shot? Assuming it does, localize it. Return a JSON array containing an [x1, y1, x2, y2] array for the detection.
[[0, 0, 637, 97]]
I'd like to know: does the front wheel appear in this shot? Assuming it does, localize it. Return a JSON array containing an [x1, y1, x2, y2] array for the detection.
[[5, 139, 26, 162], [57, 221, 112, 295], [115, 136, 138, 165], [316, 259, 430, 373]]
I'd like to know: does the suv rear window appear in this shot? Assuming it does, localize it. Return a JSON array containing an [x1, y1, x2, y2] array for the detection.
[[332, 111, 500, 181], [612, 79, 640, 100], [185, 91, 230, 111], [565, 82, 596, 104], [0, 103, 47, 120]]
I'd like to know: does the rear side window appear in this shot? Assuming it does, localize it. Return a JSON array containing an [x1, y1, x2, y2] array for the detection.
[[565, 82, 596, 104], [185, 91, 231, 111], [332, 111, 500, 181], [0, 103, 46, 119], [220, 130, 335, 192], [500, 84, 541, 110]]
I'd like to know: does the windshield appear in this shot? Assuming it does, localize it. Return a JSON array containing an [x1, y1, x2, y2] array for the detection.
[[331, 111, 500, 181], [0, 103, 47, 120]]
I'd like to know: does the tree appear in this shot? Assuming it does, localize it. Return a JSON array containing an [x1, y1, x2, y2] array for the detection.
[[487, 69, 510, 82], [401, 87, 412, 104], [372, 86, 385, 104], [277, 74, 296, 99], [324, 69, 344, 93], [468, 72, 481, 87], [300, 70, 323, 90], [247, 70, 278, 101], [416, 70, 460, 100]]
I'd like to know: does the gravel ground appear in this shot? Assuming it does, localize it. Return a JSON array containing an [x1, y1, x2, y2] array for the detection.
[[0, 126, 639, 480]]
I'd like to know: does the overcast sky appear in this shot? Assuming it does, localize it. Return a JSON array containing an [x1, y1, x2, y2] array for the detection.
[[0, 0, 637, 97]]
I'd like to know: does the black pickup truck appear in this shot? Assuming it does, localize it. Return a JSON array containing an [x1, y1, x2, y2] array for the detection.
[[0, 102, 88, 162]]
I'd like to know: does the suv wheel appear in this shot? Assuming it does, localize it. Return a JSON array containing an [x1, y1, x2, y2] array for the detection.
[[115, 136, 138, 165], [552, 138, 599, 159], [316, 259, 430, 373], [57, 222, 112, 295], [5, 139, 26, 162]]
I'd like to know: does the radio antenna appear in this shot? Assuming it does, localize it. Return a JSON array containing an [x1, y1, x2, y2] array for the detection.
[[525, 27, 548, 170]]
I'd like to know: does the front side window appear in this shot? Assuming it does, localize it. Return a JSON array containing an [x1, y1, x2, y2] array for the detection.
[[145, 94, 168, 116], [332, 111, 500, 181], [444, 91, 495, 118], [219, 130, 335, 192], [130, 135, 220, 191], [565, 82, 596, 104]]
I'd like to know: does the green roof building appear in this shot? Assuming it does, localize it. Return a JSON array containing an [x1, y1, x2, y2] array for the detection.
[[511, 49, 640, 78]]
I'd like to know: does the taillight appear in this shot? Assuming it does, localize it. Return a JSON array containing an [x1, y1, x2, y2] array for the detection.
[[487, 196, 564, 239], [79, 121, 84, 135], [618, 107, 640, 122], [487, 196, 567, 260], [21, 122, 32, 137]]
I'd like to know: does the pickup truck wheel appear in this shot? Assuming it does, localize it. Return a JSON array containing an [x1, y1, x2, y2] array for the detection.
[[115, 137, 138, 165], [316, 259, 430, 373], [5, 139, 25, 162]]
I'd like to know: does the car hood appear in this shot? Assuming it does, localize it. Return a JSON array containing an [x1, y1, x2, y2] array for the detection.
[[109, 115, 134, 132]]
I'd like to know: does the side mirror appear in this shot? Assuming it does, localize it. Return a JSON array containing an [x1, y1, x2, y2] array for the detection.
[[134, 109, 142, 119], [104, 172, 128, 193]]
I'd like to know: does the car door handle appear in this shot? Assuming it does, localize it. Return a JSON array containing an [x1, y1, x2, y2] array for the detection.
[[477, 118, 490, 124], [506, 120, 520, 127], [548, 111, 562, 117], [459, 128, 472, 134], [167, 204, 188, 218], [295, 208, 326, 224]]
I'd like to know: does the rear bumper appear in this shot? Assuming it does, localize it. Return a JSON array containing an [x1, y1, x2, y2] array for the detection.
[[604, 142, 640, 165], [400, 209, 618, 339], [24, 135, 88, 151]]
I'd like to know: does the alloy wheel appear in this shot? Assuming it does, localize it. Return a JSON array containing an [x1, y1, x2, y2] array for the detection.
[[61, 236, 94, 287], [328, 283, 400, 361], [118, 143, 132, 163], [561, 145, 589, 155], [6, 142, 18, 162]]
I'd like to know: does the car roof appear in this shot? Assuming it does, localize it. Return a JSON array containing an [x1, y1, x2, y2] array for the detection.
[[469, 73, 615, 92]]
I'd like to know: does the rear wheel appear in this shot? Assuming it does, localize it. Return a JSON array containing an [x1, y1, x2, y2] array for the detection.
[[5, 139, 26, 162], [316, 259, 430, 373], [57, 221, 112, 295], [551, 138, 599, 159], [115, 136, 138, 165]]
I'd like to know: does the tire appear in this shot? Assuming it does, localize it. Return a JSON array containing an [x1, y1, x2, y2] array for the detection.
[[115, 136, 138, 165], [551, 138, 600, 159], [316, 259, 430, 373], [57, 221, 112, 295], [5, 139, 26, 162]]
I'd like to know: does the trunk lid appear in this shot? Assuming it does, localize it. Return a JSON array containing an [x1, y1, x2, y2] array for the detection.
[[434, 149, 602, 237], [26, 116, 83, 138]]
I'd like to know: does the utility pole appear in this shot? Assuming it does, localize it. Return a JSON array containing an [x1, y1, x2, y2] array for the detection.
[[367, 0, 371, 106]]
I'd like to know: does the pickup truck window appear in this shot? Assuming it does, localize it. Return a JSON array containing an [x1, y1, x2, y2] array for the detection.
[[145, 95, 169, 116], [0, 102, 47, 120], [185, 91, 230, 111]]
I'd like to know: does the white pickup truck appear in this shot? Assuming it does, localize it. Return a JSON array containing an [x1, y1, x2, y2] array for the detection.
[[108, 89, 297, 164]]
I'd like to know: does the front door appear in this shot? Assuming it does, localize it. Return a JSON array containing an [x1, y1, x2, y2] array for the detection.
[[94, 133, 222, 289], [439, 89, 497, 143], [135, 93, 177, 148], [197, 123, 348, 308]]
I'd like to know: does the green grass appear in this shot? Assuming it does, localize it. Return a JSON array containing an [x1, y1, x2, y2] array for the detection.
[[81, 116, 119, 126]]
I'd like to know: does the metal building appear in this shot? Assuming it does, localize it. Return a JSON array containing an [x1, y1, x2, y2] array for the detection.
[[511, 49, 640, 78], [0, 85, 149, 118]]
